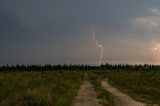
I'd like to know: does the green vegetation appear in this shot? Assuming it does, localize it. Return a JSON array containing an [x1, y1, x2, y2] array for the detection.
[[1, 64, 160, 105], [86, 72, 114, 106], [99, 70, 160, 105], [0, 71, 83, 106], [91, 79, 114, 106]]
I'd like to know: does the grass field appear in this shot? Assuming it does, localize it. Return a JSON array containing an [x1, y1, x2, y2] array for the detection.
[[0, 71, 83, 106], [97, 70, 160, 105], [1, 68, 160, 105]]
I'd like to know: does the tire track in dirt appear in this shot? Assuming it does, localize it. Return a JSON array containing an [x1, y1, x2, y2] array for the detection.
[[72, 80, 101, 106], [101, 79, 146, 106]]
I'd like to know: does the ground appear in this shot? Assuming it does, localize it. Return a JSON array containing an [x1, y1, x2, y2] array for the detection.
[[72, 80, 101, 106]]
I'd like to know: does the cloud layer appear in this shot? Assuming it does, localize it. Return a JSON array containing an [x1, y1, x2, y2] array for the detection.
[[1, 0, 160, 65]]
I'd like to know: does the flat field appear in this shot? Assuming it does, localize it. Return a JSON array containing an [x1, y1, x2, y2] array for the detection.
[[0, 71, 83, 106], [97, 70, 160, 105], [1, 70, 160, 106]]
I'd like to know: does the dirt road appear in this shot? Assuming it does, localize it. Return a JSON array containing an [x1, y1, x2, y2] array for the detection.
[[101, 79, 145, 106], [72, 81, 101, 106]]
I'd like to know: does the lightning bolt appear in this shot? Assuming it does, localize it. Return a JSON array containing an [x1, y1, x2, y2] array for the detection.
[[91, 27, 104, 65]]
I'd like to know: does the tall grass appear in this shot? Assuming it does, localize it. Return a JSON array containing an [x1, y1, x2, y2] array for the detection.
[[99, 70, 160, 105], [0, 71, 83, 106]]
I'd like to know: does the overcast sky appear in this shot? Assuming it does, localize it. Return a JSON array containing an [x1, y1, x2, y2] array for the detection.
[[1, 0, 160, 65]]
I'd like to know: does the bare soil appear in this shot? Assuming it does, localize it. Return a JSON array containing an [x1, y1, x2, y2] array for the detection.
[[72, 80, 101, 106], [101, 79, 146, 106]]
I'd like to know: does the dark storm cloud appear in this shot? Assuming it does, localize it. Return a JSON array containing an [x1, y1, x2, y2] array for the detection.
[[0, 7, 23, 41], [1, 0, 160, 65]]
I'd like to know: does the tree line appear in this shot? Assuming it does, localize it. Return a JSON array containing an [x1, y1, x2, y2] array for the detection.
[[0, 64, 160, 71]]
